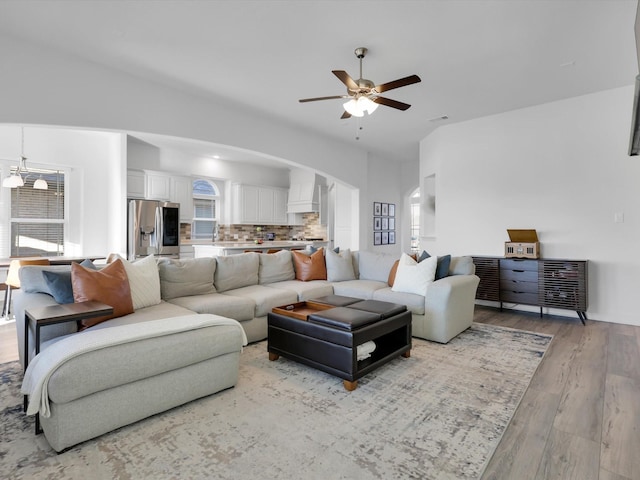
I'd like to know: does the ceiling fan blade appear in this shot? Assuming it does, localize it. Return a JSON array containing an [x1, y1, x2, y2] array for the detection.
[[299, 95, 347, 103], [332, 70, 358, 90], [340, 111, 351, 119], [372, 96, 411, 111], [374, 74, 421, 93]]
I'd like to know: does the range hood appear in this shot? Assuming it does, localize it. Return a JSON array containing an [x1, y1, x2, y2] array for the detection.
[[287, 169, 322, 213]]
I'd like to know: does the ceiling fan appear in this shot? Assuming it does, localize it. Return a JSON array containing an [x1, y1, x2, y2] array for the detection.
[[299, 47, 421, 119]]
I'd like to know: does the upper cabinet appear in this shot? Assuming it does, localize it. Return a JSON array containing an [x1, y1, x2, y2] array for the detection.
[[127, 170, 193, 221], [127, 170, 146, 199], [232, 183, 288, 225], [170, 177, 193, 222], [146, 172, 171, 201]]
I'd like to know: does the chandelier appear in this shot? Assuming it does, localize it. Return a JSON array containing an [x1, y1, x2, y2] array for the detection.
[[2, 127, 48, 190]]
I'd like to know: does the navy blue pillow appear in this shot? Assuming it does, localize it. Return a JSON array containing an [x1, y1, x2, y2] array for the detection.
[[418, 251, 451, 280], [42, 259, 97, 304], [435, 254, 451, 280], [309, 246, 339, 254]]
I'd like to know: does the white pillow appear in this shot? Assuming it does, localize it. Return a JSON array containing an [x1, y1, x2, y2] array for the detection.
[[391, 253, 437, 296], [121, 254, 162, 309], [325, 248, 356, 282]]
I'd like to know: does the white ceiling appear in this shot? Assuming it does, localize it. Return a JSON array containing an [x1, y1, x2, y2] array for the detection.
[[0, 0, 637, 164]]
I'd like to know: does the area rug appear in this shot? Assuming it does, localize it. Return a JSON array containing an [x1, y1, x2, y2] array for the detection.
[[0, 323, 551, 479]]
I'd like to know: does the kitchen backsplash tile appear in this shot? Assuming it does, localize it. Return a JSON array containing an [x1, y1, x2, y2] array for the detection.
[[180, 213, 326, 242]]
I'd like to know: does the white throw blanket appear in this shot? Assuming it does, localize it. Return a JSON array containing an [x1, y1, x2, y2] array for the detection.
[[356, 340, 376, 361], [21, 314, 247, 418]]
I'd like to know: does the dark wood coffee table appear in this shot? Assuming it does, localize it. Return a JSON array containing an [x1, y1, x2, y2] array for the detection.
[[268, 298, 411, 391]]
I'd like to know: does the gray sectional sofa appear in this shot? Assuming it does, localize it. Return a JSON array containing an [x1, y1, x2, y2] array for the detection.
[[14, 248, 479, 452]]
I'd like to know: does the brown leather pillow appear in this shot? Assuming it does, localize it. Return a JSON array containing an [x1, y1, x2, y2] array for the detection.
[[72, 259, 134, 330], [388, 253, 417, 286], [291, 248, 327, 281]]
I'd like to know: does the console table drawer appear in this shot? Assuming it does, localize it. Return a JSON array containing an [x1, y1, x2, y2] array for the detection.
[[500, 268, 538, 282], [500, 280, 538, 294], [500, 259, 538, 271], [501, 290, 539, 305]]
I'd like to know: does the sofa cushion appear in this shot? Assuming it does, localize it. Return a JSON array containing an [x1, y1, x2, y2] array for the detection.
[[392, 253, 437, 296], [158, 257, 216, 300], [358, 251, 397, 283], [325, 248, 356, 282], [292, 248, 327, 281], [215, 253, 259, 292], [331, 279, 388, 300], [258, 250, 295, 285], [71, 259, 134, 330], [86, 301, 194, 331], [267, 280, 334, 301], [221, 284, 297, 317], [167, 293, 255, 322], [372, 287, 426, 315], [120, 255, 162, 310], [449, 256, 475, 276]]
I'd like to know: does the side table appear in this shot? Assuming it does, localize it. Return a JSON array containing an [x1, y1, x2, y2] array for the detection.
[[23, 301, 113, 434]]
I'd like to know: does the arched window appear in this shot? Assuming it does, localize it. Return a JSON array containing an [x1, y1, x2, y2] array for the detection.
[[410, 188, 420, 253], [192, 179, 220, 240]]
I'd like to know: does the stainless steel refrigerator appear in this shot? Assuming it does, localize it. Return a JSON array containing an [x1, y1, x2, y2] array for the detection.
[[128, 199, 180, 260]]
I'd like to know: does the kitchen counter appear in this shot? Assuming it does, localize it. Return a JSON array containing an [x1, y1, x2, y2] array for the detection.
[[193, 241, 327, 257]]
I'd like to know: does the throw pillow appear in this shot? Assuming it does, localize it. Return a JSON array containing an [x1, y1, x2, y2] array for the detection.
[[157, 257, 217, 299], [435, 254, 452, 280], [387, 253, 417, 286], [325, 248, 356, 282], [418, 250, 451, 280], [309, 246, 339, 254], [120, 254, 162, 310], [292, 248, 327, 281], [215, 252, 260, 292], [258, 250, 295, 284], [391, 253, 437, 296], [71, 259, 134, 330], [41, 259, 98, 304]]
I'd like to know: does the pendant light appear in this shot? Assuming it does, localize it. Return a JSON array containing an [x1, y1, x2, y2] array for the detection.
[[2, 127, 48, 190]]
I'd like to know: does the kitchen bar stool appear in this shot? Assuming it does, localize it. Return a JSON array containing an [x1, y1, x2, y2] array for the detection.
[[2, 258, 50, 319]]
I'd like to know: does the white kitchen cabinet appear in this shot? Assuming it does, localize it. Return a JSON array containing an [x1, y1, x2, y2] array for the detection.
[[232, 183, 288, 225], [146, 172, 171, 201], [272, 188, 288, 224], [127, 170, 146, 198], [170, 176, 193, 222]]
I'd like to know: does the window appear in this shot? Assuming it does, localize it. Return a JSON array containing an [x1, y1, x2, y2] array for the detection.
[[10, 169, 65, 256], [410, 189, 420, 253], [192, 179, 219, 240]]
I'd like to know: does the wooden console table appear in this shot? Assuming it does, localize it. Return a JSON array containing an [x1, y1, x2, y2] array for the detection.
[[472, 256, 588, 324]]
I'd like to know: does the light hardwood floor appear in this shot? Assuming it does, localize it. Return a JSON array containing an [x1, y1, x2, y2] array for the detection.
[[1, 307, 638, 479]]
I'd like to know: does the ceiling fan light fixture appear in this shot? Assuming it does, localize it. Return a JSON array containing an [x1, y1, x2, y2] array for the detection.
[[343, 98, 364, 117], [359, 96, 379, 114]]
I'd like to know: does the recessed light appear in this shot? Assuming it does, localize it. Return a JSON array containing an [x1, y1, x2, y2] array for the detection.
[[212, 155, 220, 159]]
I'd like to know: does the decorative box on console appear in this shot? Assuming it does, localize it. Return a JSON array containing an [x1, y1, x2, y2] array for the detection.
[[505, 229, 540, 259]]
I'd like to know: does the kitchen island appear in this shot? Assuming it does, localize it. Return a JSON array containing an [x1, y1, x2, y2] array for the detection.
[[193, 241, 322, 257]]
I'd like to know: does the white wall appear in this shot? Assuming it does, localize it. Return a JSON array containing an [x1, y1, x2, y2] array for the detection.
[[0, 125, 124, 257], [0, 34, 429, 256], [420, 85, 639, 325]]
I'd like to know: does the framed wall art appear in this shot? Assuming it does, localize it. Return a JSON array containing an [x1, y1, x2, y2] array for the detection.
[[373, 200, 396, 247]]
